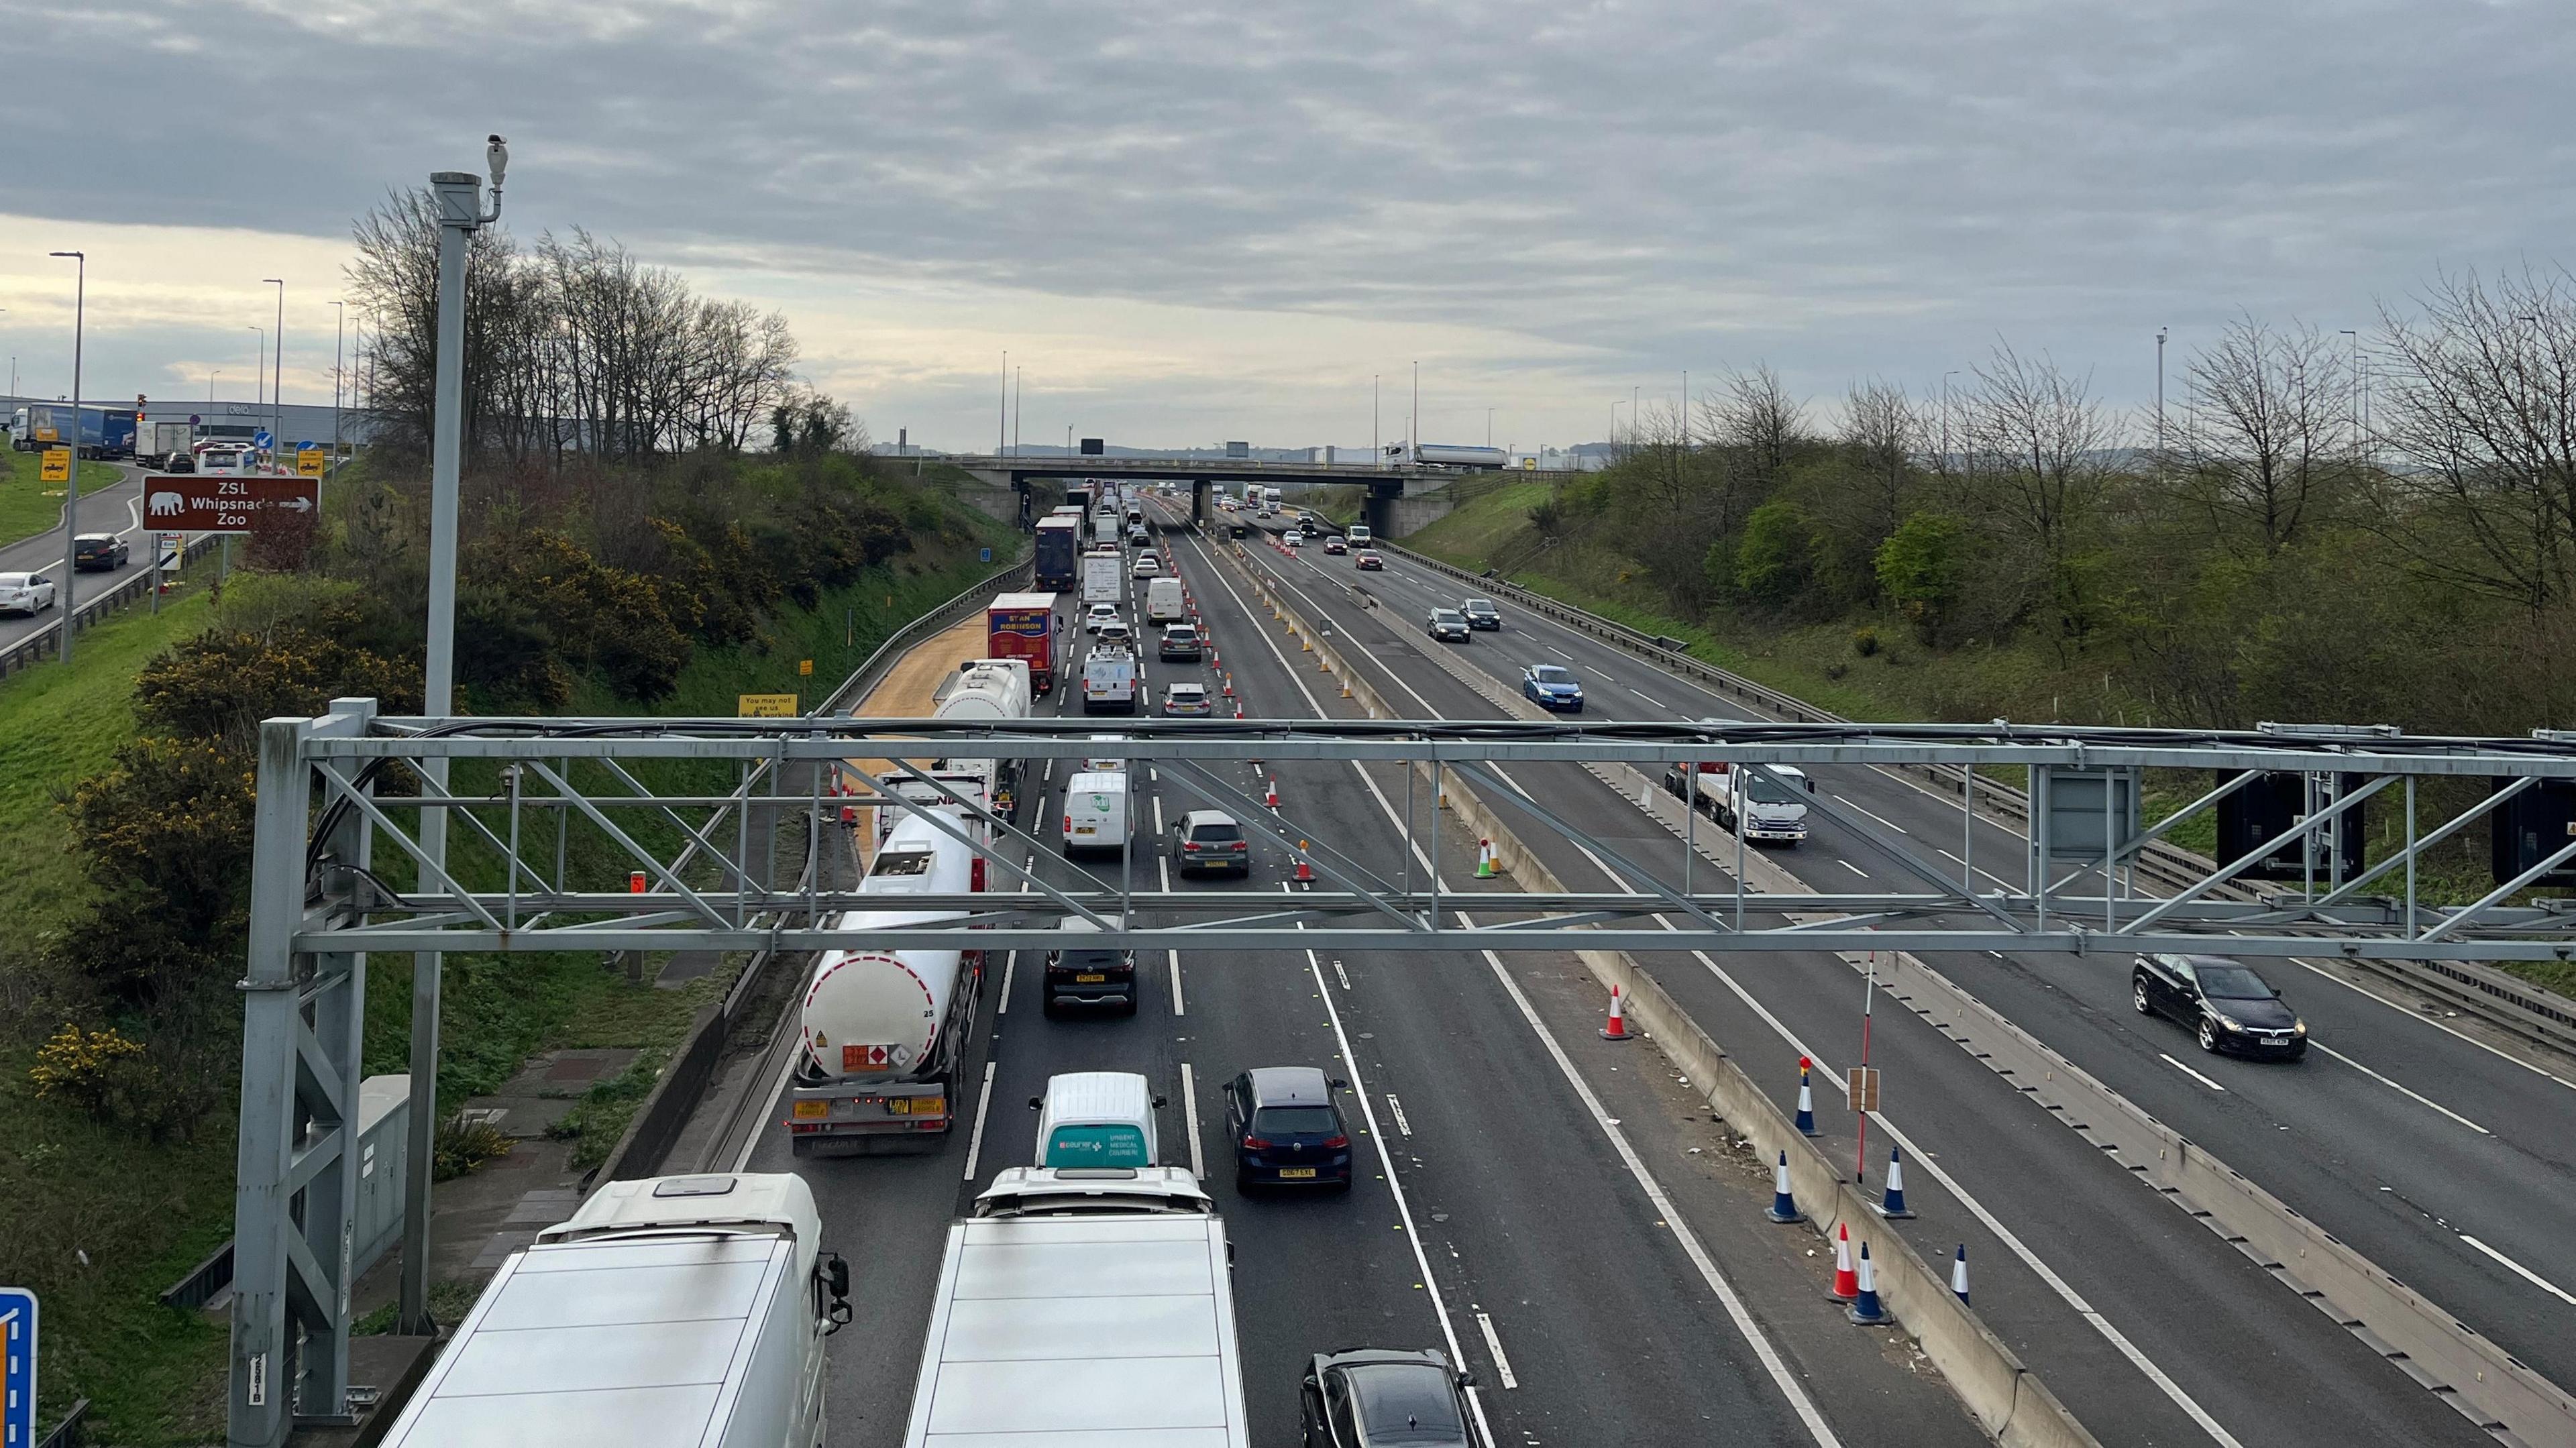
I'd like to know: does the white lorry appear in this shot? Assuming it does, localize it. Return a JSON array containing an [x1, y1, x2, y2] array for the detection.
[[1145, 575, 1186, 623], [901, 1167, 1248, 1448], [786, 814, 985, 1154], [379, 1172, 851, 1448], [1081, 549, 1125, 607], [1663, 757, 1814, 844]]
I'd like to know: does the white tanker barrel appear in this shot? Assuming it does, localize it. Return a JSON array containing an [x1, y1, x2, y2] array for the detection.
[[932, 659, 1032, 723], [800, 818, 975, 1080]]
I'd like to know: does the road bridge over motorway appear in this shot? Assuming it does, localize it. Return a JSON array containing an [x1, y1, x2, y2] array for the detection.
[[938, 451, 1580, 533]]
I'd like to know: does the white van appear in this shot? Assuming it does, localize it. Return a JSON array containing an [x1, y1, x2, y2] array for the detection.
[[1346, 524, 1373, 547], [1083, 649, 1139, 714], [1061, 771, 1130, 852], [1028, 1071, 1163, 1168], [1085, 734, 1128, 773], [1146, 575, 1186, 622]]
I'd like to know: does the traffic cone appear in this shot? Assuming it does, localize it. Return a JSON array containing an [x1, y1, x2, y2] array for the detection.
[[1794, 1060, 1819, 1136], [1847, 1243, 1890, 1325], [1265, 779, 1280, 810], [1295, 843, 1316, 884], [1765, 1151, 1803, 1224], [1828, 1222, 1860, 1301], [1951, 1245, 1970, 1306], [1474, 839, 1495, 879], [1235, 704, 1245, 720], [840, 803, 857, 826], [1876, 1144, 1916, 1219], [1223, 677, 1234, 698], [1599, 983, 1631, 1040], [1340, 677, 1352, 699], [1318, 653, 1329, 671]]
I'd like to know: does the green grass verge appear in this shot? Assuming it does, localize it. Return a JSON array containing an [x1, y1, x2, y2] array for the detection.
[[1401, 478, 1554, 567]]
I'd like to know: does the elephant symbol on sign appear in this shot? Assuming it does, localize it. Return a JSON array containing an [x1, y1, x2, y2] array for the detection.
[[148, 491, 183, 516]]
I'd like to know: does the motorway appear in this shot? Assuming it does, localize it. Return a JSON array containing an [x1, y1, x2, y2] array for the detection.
[[729, 516, 2001, 1447], [0, 462, 166, 653], [1225, 506, 2576, 1446]]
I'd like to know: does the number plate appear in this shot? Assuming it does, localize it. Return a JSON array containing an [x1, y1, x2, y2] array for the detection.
[[792, 1100, 828, 1120], [1075, 973, 1107, 983], [1277, 1167, 1318, 1179], [888, 1097, 945, 1117]]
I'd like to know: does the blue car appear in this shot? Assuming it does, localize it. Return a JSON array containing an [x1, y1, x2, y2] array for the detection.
[[1224, 1066, 1353, 1190], [1521, 663, 1585, 713]]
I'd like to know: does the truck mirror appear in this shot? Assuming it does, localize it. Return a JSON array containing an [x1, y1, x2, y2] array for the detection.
[[1152, 1095, 1169, 1109], [1029, 1096, 1044, 1109], [1330, 1078, 1350, 1091], [1806, 777, 1816, 792], [826, 1254, 851, 1299]]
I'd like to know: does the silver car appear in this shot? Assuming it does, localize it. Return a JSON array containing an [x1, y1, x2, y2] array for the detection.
[[0, 571, 58, 615]]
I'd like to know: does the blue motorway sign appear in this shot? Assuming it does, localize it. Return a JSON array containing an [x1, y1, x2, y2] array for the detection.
[[0, 1286, 34, 1448], [980, 547, 993, 563], [252, 429, 274, 450]]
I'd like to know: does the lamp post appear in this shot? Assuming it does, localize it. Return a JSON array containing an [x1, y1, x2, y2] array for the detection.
[[1942, 370, 1959, 465], [400, 142, 506, 1343], [209, 369, 220, 407], [1372, 374, 1379, 458], [48, 251, 83, 665], [248, 327, 265, 410], [333, 299, 346, 465], [998, 350, 1007, 455], [2155, 327, 2168, 474], [266, 278, 284, 459]]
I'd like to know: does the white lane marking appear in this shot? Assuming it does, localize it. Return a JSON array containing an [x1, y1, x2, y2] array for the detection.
[[2286, 960, 2576, 1096], [1544, 645, 1574, 661], [1386, 1093, 1412, 1136], [997, 952, 1015, 1015], [1632, 689, 1666, 710], [1935, 847, 2020, 891], [1334, 959, 1353, 990], [1042, 758, 1054, 783], [1169, 949, 1185, 1016], [2459, 1234, 2576, 1306], [1303, 942, 1499, 1448], [2160, 1053, 2229, 1092], [1475, 1311, 1519, 1390], [1471, 940, 1842, 1447], [1180, 1061, 1206, 1180], [961, 1059, 1000, 1181], [2310, 1044, 2490, 1134], [1833, 793, 1906, 834], [1152, 795, 1165, 836], [1837, 859, 1867, 879]]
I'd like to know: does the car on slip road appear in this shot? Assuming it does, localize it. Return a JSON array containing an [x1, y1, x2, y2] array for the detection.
[[72, 533, 130, 571], [2133, 953, 2308, 1059], [1300, 1347, 1482, 1447], [1226, 1066, 1352, 1190], [0, 571, 58, 615]]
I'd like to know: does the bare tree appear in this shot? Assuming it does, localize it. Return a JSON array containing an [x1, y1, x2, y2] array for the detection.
[[2170, 315, 2349, 556], [1953, 341, 2117, 572], [1838, 378, 1918, 545], [2374, 265, 2576, 612], [1697, 364, 1807, 492]]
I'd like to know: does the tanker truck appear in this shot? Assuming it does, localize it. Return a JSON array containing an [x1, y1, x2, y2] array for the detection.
[[785, 814, 984, 1156], [851, 658, 1031, 844]]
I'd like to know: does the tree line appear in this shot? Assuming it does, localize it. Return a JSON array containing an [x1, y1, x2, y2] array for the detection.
[[349, 190, 831, 465], [1545, 263, 2576, 735]]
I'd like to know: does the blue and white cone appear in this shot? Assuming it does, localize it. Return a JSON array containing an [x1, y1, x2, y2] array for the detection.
[[1951, 1244, 1971, 1306], [1794, 1067, 1819, 1137], [1765, 1150, 1804, 1224], [1847, 1242, 1890, 1325], [1876, 1144, 1916, 1219]]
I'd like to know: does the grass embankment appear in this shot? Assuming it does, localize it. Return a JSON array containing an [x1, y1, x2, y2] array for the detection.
[[1402, 482, 2576, 1001], [0, 447, 87, 545], [0, 524, 1018, 1443]]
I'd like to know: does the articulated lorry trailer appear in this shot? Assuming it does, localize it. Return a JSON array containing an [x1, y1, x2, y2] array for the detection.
[[786, 813, 985, 1154], [11, 404, 136, 458], [378, 1172, 851, 1448]]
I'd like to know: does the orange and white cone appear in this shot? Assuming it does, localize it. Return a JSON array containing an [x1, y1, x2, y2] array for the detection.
[[1265, 779, 1280, 810], [1829, 1222, 1860, 1301], [1295, 842, 1316, 883], [1599, 983, 1632, 1040]]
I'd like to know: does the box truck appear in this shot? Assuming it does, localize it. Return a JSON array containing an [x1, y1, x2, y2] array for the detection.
[[1081, 549, 1126, 607], [985, 592, 1060, 693], [786, 815, 985, 1154], [378, 1172, 851, 1448], [901, 1167, 1247, 1448], [1663, 756, 1813, 844]]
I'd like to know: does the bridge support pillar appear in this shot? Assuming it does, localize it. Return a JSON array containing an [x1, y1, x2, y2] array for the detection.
[[1364, 488, 1397, 540], [1192, 479, 1211, 528]]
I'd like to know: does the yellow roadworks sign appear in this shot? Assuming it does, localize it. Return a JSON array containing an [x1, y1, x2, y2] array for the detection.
[[40, 449, 70, 482], [737, 693, 799, 718]]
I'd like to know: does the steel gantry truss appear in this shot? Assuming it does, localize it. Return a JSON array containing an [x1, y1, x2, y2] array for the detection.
[[233, 701, 2576, 1434]]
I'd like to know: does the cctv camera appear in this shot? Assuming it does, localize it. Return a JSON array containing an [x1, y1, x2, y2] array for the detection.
[[486, 135, 509, 188]]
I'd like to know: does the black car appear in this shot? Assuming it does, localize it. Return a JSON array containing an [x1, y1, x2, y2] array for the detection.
[[1460, 598, 1501, 630], [1301, 1347, 1481, 1447], [2133, 952, 2307, 1059], [1042, 920, 1138, 1015], [1225, 1066, 1352, 1189], [71, 533, 129, 571]]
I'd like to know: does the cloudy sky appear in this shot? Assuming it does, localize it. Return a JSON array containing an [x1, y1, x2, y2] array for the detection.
[[2, 0, 2569, 452]]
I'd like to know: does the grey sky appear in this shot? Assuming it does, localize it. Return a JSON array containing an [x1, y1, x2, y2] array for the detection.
[[4, 0, 2570, 449]]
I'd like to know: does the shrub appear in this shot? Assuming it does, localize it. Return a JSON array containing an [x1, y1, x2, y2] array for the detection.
[[1851, 626, 1881, 657], [28, 1022, 145, 1120], [1876, 512, 1969, 642], [434, 1112, 515, 1181]]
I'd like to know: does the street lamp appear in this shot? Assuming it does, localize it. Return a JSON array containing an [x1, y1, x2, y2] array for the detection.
[[2155, 327, 2168, 471], [248, 327, 266, 409], [265, 278, 284, 455], [48, 251, 83, 665], [333, 298, 346, 463], [209, 369, 220, 406], [1941, 370, 1960, 464]]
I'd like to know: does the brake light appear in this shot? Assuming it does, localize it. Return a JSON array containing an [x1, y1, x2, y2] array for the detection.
[[1322, 1133, 1349, 1149], [1062, 814, 1072, 832], [1183, 841, 1200, 851], [1242, 1135, 1272, 1150]]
